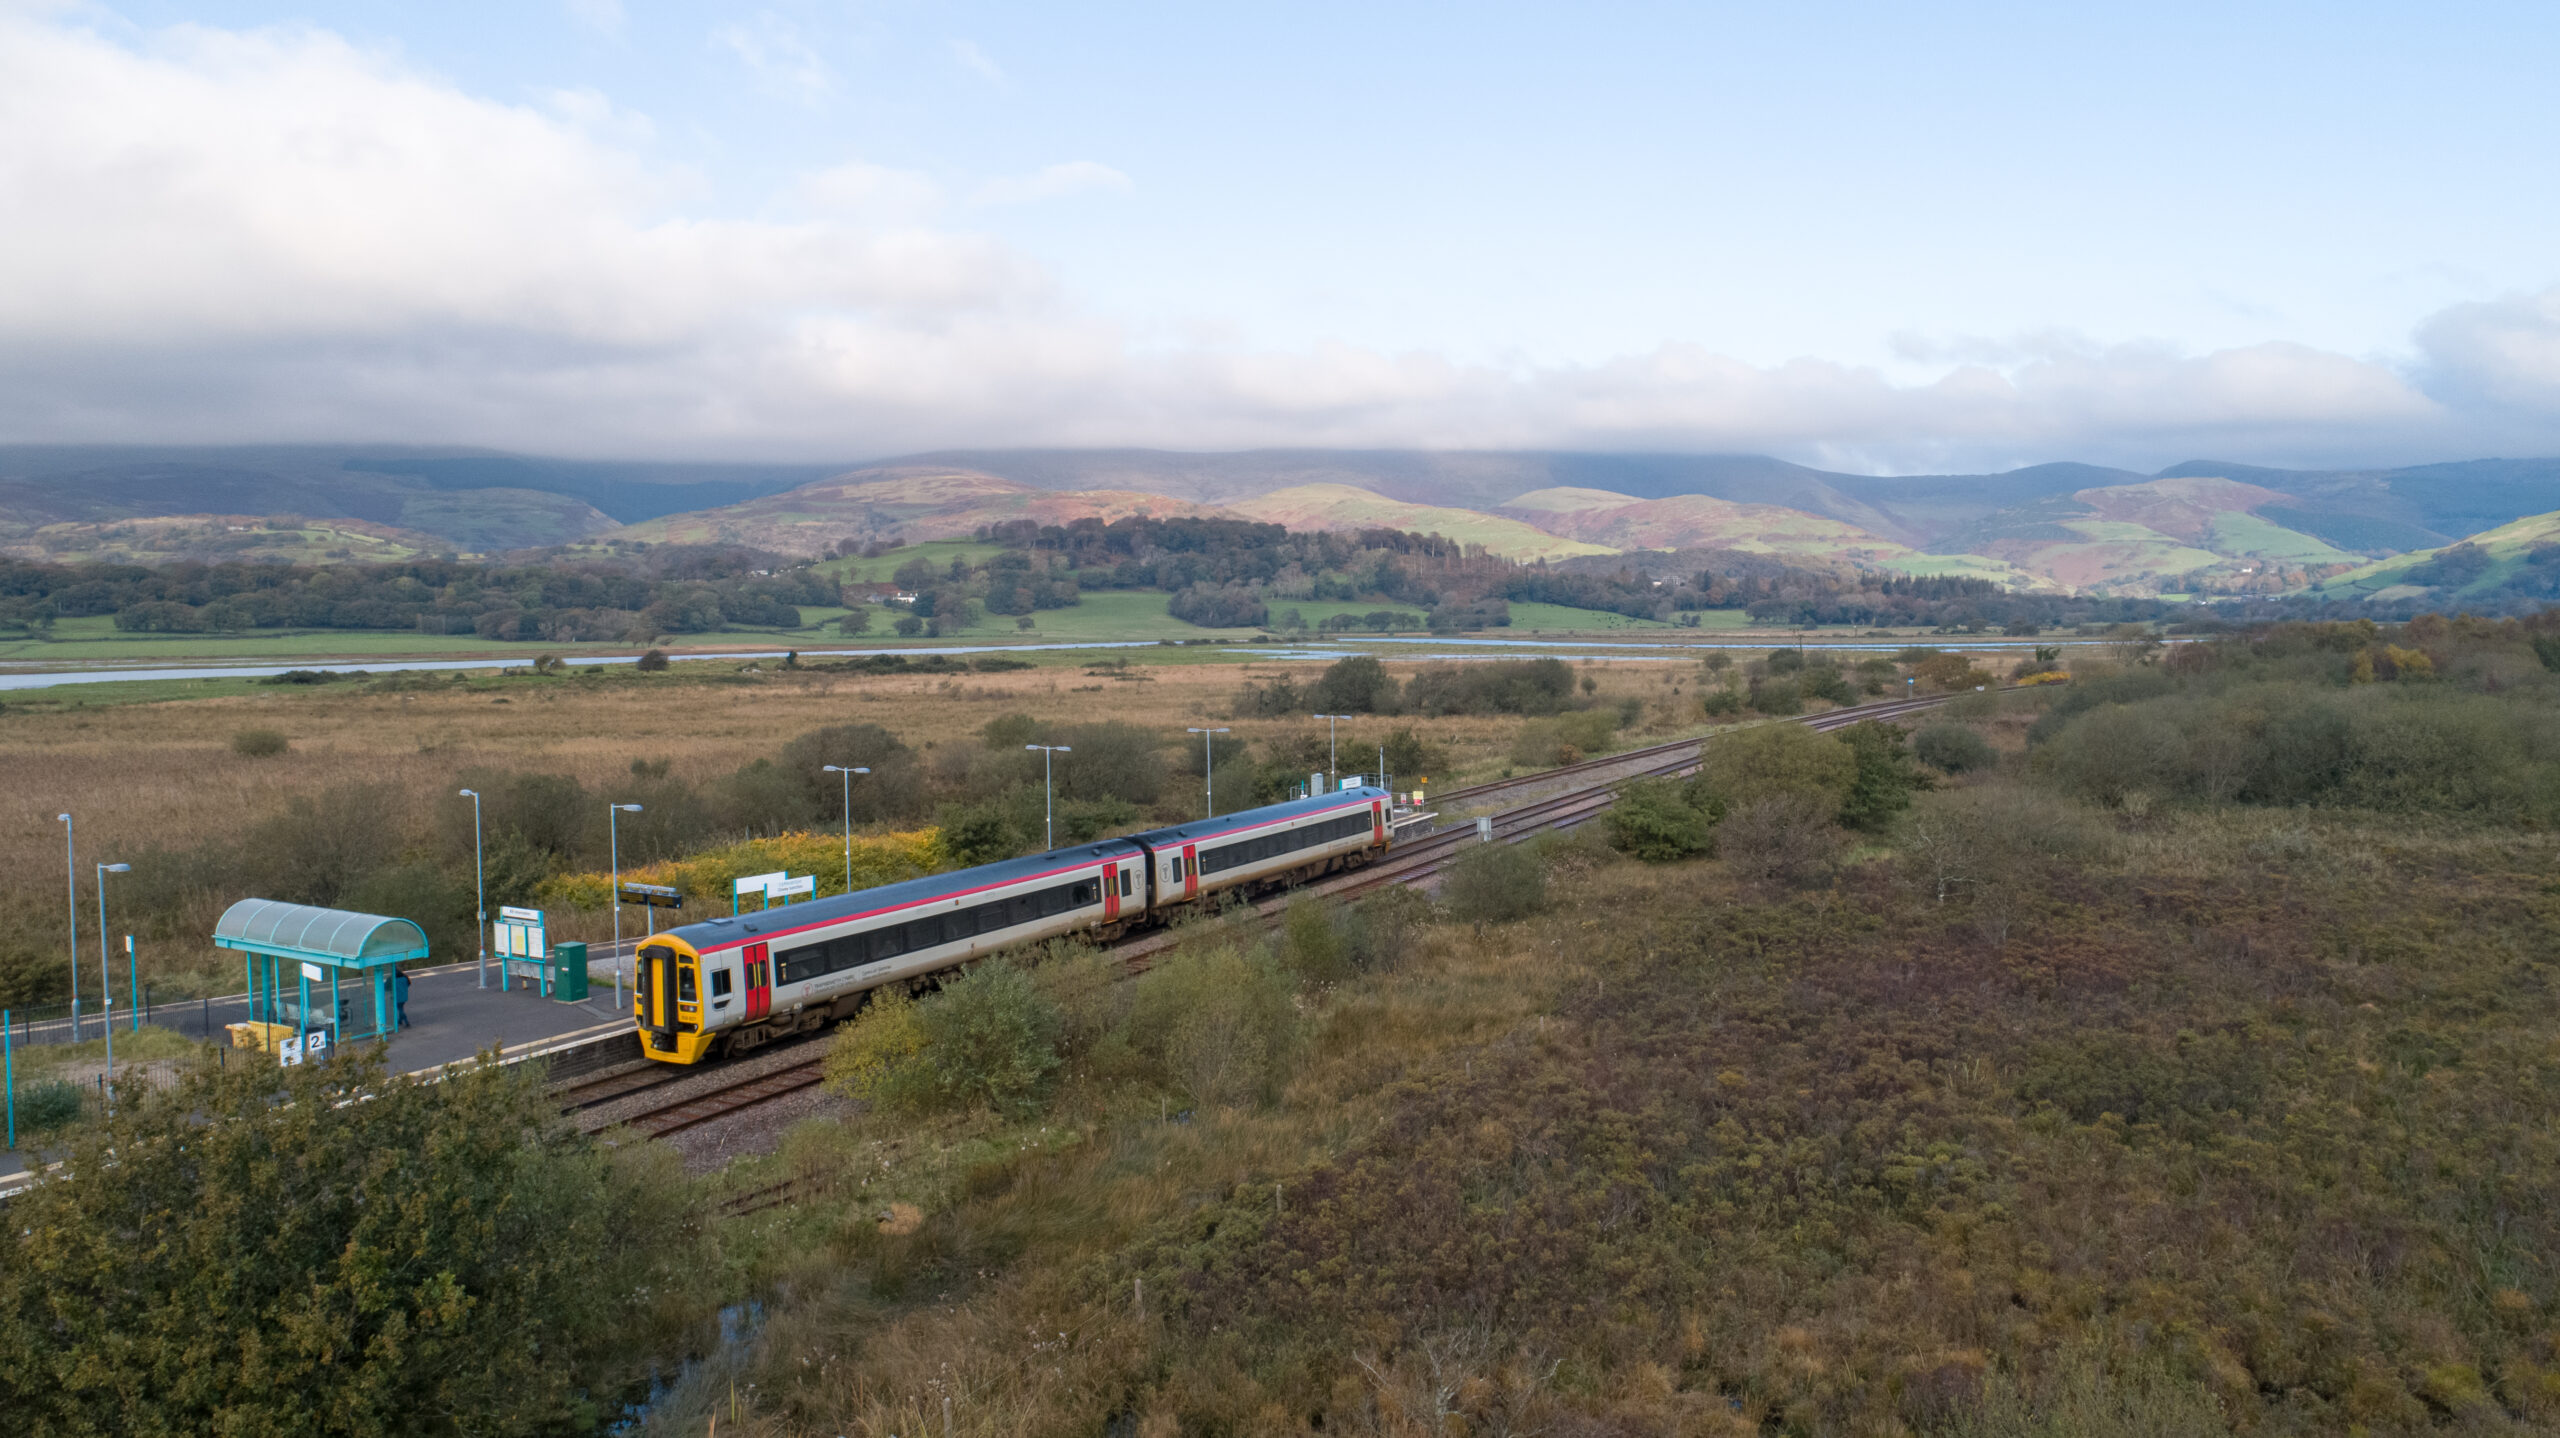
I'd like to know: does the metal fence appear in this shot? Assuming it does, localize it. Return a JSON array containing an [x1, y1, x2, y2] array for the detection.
[[1, 987, 175, 1050]]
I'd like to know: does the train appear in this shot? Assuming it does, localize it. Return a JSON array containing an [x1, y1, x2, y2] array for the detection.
[[631, 786, 1394, 1063]]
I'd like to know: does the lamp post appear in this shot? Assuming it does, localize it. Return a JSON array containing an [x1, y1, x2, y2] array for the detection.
[[459, 789, 487, 989], [1187, 727, 1230, 819], [1313, 714, 1353, 792], [1024, 745, 1072, 850], [609, 803, 642, 1008], [95, 862, 127, 1074], [57, 814, 76, 1042], [821, 765, 869, 893]]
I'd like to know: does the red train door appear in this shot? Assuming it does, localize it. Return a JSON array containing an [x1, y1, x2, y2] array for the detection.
[[1182, 843, 1199, 898], [1371, 799, 1385, 844], [744, 942, 771, 1020], [1102, 864, 1121, 920]]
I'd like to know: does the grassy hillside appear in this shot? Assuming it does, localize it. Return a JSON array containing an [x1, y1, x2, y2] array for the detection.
[[614, 467, 1227, 556], [1225, 483, 1618, 561]]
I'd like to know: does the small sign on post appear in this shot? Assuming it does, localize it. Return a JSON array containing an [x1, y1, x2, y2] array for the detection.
[[278, 1036, 304, 1067]]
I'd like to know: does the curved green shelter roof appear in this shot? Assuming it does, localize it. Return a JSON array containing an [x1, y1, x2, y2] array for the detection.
[[213, 899, 429, 968]]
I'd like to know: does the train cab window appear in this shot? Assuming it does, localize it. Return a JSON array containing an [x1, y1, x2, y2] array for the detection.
[[678, 968, 697, 1003], [710, 969, 733, 998]]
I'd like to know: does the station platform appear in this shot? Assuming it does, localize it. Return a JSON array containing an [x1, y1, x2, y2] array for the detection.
[[145, 960, 637, 1074]]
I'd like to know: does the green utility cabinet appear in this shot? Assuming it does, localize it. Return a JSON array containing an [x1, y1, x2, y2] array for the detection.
[[550, 941, 590, 1002]]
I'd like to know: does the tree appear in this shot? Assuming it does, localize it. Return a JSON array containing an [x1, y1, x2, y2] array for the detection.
[[0, 1049, 698, 1434], [635, 647, 670, 671], [1308, 654, 1396, 713], [1694, 723, 1856, 814], [838, 603, 871, 634], [1833, 720, 1933, 831]]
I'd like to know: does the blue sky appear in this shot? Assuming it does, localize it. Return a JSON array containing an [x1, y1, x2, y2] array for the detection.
[[4, 1, 2558, 469]]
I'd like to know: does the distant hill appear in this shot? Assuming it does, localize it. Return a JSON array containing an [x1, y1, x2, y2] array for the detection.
[[0, 445, 828, 553], [609, 466, 1229, 553], [1221, 484, 1615, 561], [1492, 486, 1915, 561]]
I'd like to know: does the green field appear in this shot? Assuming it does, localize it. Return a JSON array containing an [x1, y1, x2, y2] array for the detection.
[[817, 540, 1008, 584]]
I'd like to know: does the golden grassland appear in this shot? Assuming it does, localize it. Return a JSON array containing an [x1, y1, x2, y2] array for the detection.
[[0, 657, 1707, 969]]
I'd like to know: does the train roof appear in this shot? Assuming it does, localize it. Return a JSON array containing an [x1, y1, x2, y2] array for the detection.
[[1128, 786, 1386, 848], [652, 835, 1147, 951]]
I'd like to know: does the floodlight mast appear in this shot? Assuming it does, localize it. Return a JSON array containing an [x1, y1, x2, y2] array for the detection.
[[459, 790, 486, 989], [1313, 714, 1354, 792], [96, 863, 128, 1077]]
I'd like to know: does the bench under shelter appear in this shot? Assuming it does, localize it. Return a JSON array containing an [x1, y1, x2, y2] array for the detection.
[[213, 898, 429, 1049]]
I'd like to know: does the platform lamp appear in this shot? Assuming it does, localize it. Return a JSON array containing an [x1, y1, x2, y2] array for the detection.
[[95, 862, 128, 1078], [1024, 745, 1072, 850], [459, 789, 487, 988], [821, 765, 869, 893], [1188, 727, 1230, 819], [1313, 714, 1354, 792], [608, 803, 642, 1008], [56, 814, 75, 1042]]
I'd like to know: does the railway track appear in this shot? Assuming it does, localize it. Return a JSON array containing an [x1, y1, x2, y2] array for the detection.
[[600, 691, 1966, 1148]]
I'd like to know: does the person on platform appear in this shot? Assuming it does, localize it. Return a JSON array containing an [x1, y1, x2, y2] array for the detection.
[[394, 967, 411, 1029]]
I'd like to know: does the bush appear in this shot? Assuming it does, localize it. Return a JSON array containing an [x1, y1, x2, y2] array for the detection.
[[827, 962, 1061, 1117], [1509, 708, 1618, 767], [1834, 720, 1933, 831], [0, 1050, 699, 1432], [1440, 840, 1546, 925], [1717, 793, 1841, 887], [19, 1079, 81, 1132], [230, 728, 288, 758], [1604, 777, 1718, 861], [1915, 723, 1999, 774], [1403, 658, 1576, 716], [1126, 945, 1300, 1109], [1696, 722, 1856, 813], [635, 647, 670, 672], [1307, 655, 1396, 714]]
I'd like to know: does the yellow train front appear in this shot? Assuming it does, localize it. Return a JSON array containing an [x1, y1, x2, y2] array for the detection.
[[632, 787, 1390, 1063]]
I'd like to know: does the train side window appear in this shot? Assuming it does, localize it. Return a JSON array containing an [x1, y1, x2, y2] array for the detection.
[[711, 969, 734, 998], [1120, 869, 1132, 897]]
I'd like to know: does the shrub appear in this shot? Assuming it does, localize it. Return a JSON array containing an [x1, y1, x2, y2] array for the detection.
[[1699, 688, 1744, 717], [829, 961, 1062, 1117], [1509, 708, 1618, 767], [1403, 658, 1576, 716], [1440, 840, 1546, 924], [1696, 722, 1856, 813], [1746, 676, 1801, 714], [1307, 655, 1396, 713], [635, 647, 670, 672], [1604, 777, 1718, 861], [1279, 897, 1348, 984], [19, 1078, 81, 1132], [1915, 723, 1998, 774], [1834, 720, 1932, 831], [1125, 944, 1300, 1108], [1717, 793, 1841, 887], [230, 728, 288, 758]]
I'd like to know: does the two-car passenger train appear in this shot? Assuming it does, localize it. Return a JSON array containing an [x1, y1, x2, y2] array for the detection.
[[632, 786, 1392, 1063]]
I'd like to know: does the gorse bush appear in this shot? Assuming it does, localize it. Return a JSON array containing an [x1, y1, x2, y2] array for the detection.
[[1508, 707, 1619, 767], [1695, 721, 1857, 814]]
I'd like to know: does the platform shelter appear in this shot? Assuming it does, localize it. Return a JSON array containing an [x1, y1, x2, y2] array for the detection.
[[213, 899, 429, 1051]]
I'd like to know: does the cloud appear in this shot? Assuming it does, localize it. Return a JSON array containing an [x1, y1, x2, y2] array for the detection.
[[971, 161, 1133, 208], [713, 13, 830, 101], [0, 11, 2550, 471], [950, 38, 1003, 86]]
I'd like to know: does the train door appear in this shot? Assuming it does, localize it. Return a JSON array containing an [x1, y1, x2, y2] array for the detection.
[[1371, 798, 1386, 844], [1182, 842, 1199, 898], [1102, 864, 1121, 921], [744, 942, 772, 1021]]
